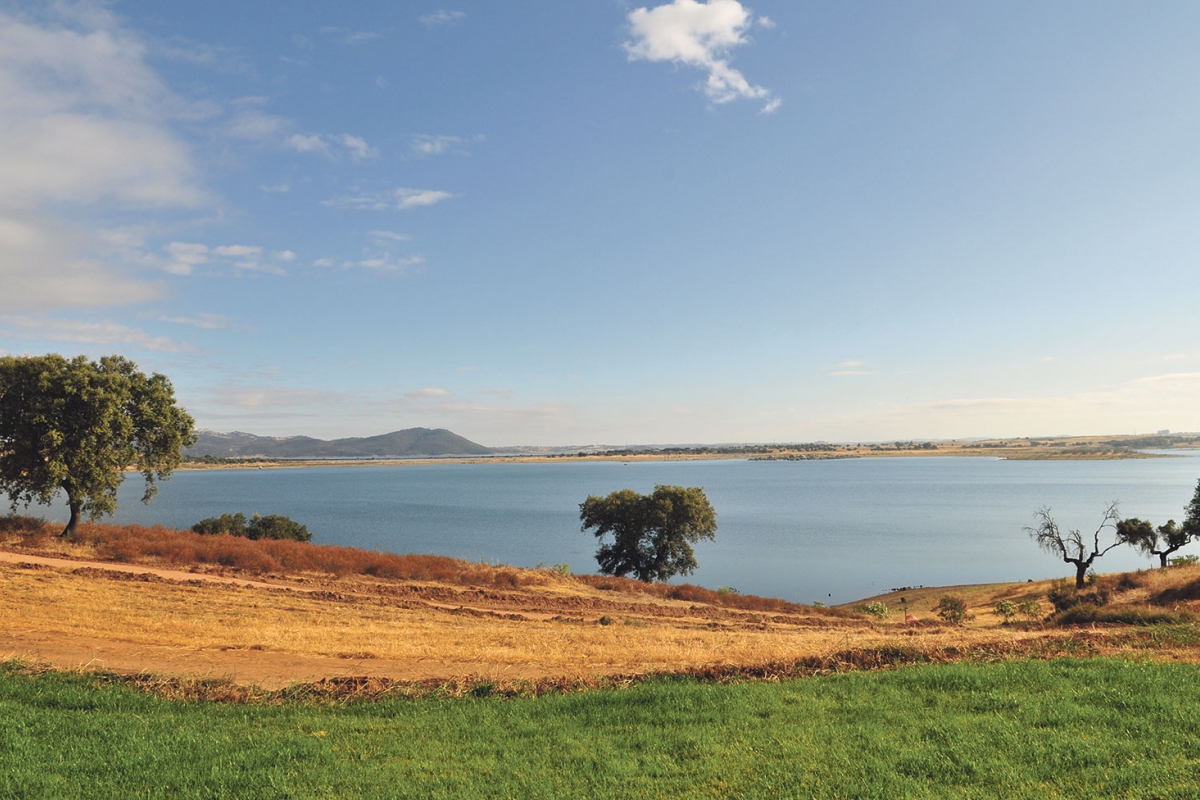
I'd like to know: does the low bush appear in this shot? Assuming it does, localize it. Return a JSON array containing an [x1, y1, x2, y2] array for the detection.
[[1047, 579, 1110, 613], [993, 599, 1017, 623], [1018, 600, 1044, 621], [1051, 605, 1195, 627], [192, 513, 311, 542], [0, 514, 49, 538], [935, 596, 972, 625], [1149, 578, 1200, 606], [855, 601, 891, 620]]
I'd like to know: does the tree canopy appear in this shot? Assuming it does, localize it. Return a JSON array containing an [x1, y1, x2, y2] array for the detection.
[[0, 354, 196, 537], [579, 485, 717, 582], [1115, 477, 1200, 567]]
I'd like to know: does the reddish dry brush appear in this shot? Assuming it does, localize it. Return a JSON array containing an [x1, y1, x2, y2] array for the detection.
[[3, 516, 812, 608], [55, 522, 546, 588]]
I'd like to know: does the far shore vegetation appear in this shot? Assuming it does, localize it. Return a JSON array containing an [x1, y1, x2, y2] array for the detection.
[[177, 432, 1200, 470]]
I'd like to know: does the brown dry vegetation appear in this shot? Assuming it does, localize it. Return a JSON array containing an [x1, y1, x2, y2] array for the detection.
[[4, 517, 1200, 693]]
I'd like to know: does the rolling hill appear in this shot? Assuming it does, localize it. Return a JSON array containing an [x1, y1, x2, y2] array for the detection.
[[186, 428, 494, 458]]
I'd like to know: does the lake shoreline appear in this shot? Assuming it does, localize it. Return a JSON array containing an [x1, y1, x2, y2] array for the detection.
[[177, 434, 1180, 472]]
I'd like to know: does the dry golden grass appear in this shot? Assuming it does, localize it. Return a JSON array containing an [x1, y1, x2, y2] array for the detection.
[[4, 518, 1200, 689]]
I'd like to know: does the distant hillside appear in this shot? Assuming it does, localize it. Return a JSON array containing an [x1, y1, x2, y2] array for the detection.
[[186, 428, 494, 458]]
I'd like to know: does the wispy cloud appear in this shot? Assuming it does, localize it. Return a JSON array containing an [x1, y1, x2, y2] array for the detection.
[[163, 242, 292, 275], [369, 230, 412, 243], [405, 387, 454, 399], [409, 133, 482, 157], [0, 315, 192, 352], [319, 27, 383, 46], [284, 132, 378, 160], [323, 187, 454, 211], [829, 359, 869, 377], [827, 372, 1200, 441], [337, 254, 425, 272], [157, 312, 232, 329], [419, 10, 465, 28], [625, 0, 780, 112]]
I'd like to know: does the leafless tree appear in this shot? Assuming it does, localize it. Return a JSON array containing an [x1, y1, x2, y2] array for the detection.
[[1026, 502, 1123, 589]]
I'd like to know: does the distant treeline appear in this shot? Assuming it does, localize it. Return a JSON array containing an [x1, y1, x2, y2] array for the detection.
[[551, 443, 851, 458], [182, 455, 287, 465]]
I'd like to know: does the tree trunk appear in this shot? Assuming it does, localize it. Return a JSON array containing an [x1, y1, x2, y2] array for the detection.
[[61, 498, 81, 538], [1160, 553, 1170, 568], [1074, 561, 1089, 589]]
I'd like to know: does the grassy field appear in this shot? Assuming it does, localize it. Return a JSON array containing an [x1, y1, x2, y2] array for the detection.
[[4, 657, 1200, 798]]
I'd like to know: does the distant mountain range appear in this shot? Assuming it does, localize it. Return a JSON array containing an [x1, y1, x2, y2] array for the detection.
[[186, 428, 494, 459]]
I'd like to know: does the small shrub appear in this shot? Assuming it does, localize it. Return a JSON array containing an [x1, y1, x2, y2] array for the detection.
[[552, 563, 571, 576], [935, 596, 972, 625], [246, 514, 311, 542], [811, 600, 826, 608], [1169, 554, 1200, 567], [1115, 572, 1147, 592], [0, 514, 48, 535], [856, 601, 891, 620], [1018, 600, 1044, 621], [192, 512, 311, 542], [597, 616, 612, 626], [993, 599, 1017, 624], [1047, 579, 1110, 613], [716, 586, 739, 596]]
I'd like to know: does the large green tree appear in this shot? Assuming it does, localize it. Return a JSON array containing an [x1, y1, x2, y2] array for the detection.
[[579, 485, 717, 582], [0, 354, 196, 537], [1115, 477, 1200, 567]]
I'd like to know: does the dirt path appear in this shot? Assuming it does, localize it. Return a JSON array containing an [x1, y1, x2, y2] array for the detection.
[[0, 550, 310, 592]]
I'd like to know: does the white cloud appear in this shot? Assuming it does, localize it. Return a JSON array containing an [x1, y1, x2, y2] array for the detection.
[[756, 15, 775, 29], [409, 133, 479, 157], [213, 244, 261, 258], [284, 132, 331, 156], [375, 75, 389, 89], [157, 312, 231, 329], [369, 230, 412, 243], [339, 254, 425, 272], [164, 242, 290, 276], [227, 110, 290, 141], [420, 10, 466, 28], [261, 183, 291, 193], [344, 31, 381, 45], [405, 387, 454, 399], [339, 134, 377, 160], [0, 5, 207, 311], [0, 315, 191, 352], [284, 132, 377, 160], [323, 187, 454, 211], [625, 0, 780, 111], [165, 241, 208, 275], [313, 258, 336, 267]]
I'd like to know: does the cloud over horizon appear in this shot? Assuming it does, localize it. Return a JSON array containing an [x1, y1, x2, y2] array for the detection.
[[625, 0, 779, 112]]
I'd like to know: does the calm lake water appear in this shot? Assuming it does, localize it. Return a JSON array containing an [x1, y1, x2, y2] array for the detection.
[[35, 454, 1200, 603]]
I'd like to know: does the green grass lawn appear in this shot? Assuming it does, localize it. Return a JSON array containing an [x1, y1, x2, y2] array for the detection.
[[3, 658, 1200, 799]]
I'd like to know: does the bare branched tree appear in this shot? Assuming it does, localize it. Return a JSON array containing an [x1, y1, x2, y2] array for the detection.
[[1026, 502, 1123, 589]]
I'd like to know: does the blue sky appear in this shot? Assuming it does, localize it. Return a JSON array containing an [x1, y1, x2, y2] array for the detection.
[[3, 1, 1200, 446]]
